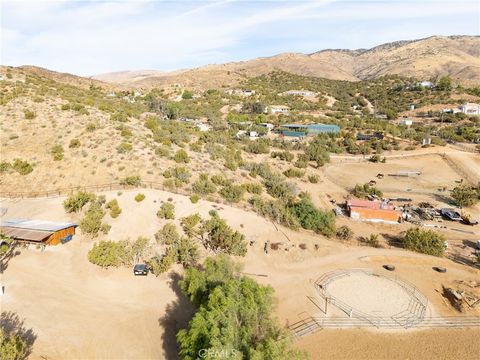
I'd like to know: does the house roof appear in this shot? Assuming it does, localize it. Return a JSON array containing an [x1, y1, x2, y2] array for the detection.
[[347, 199, 395, 210], [349, 207, 400, 222], [1, 219, 77, 232], [0, 226, 53, 242]]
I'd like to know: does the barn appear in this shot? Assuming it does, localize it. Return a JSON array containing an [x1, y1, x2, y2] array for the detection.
[[0, 219, 78, 245], [346, 199, 401, 224]]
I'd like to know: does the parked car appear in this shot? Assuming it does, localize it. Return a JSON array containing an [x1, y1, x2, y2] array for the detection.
[[440, 208, 462, 221], [133, 264, 149, 276]]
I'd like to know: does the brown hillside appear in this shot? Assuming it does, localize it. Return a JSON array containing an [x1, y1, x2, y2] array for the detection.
[[93, 35, 480, 89]]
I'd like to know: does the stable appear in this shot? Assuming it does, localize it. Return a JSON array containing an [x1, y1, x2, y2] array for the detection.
[[0, 219, 77, 245]]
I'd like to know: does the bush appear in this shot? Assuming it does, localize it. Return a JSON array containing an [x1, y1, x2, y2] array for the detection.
[[353, 183, 383, 199], [88, 237, 149, 268], [283, 168, 305, 178], [157, 202, 175, 219], [190, 194, 199, 203], [249, 196, 300, 229], [289, 197, 336, 237], [12, 159, 33, 175], [192, 174, 217, 194], [105, 199, 122, 218], [271, 151, 294, 162], [451, 184, 480, 207], [200, 215, 247, 256], [51, 144, 64, 161], [134, 193, 145, 202], [219, 185, 245, 203], [336, 225, 353, 240], [88, 240, 127, 268], [173, 149, 190, 163], [308, 174, 319, 183], [245, 139, 270, 154], [242, 182, 262, 195], [181, 213, 202, 238], [117, 142, 133, 154], [80, 200, 110, 237], [63, 191, 95, 213], [69, 139, 81, 148], [155, 223, 180, 245], [120, 175, 141, 186], [402, 228, 446, 256], [211, 174, 231, 186], [24, 109, 36, 119]]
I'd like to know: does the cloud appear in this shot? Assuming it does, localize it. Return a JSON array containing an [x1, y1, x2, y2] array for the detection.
[[1, 0, 478, 75]]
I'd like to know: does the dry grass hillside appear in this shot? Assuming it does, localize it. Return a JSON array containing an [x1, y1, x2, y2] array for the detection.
[[93, 35, 480, 89]]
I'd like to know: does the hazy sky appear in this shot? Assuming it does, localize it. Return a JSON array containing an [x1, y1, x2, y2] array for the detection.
[[1, 0, 479, 76]]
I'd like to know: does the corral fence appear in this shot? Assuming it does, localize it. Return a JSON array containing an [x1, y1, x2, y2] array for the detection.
[[0, 181, 254, 211], [290, 315, 480, 337], [314, 269, 428, 329]]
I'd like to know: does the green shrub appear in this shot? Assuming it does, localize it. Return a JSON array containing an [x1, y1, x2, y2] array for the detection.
[[271, 151, 294, 162], [88, 240, 126, 268], [106, 199, 122, 218], [117, 142, 133, 154], [0, 161, 11, 173], [86, 122, 97, 132], [402, 228, 446, 256], [120, 175, 141, 186], [283, 168, 305, 178], [173, 149, 190, 163], [308, 174, 319, 183], [12, 159, 33, 175], [155, 223, 180, 245], [134, 193, 145, 202], [451, 184, 480, 207], [69, 139, 81, 148], [352, 183, 383, 199], [63, 191, 95, 213], [336, 225, 353, 240], [200, 215, 247, 256], [211, 174, 231, 186], [242, 182, 262, 195], [51, 144, 64, 161], [190, 194, 200, 203], [157, 202, 175, 219], [181, 213, 202, 238], [192, 174, 217, 194], [219, 185, 245, 203], [289, 197, 336, 237], [80, 201, 110, 237], [24, 109, 36, 119]]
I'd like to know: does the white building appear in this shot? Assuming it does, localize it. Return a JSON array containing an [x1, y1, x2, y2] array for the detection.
[[459, 103, 480, 115], [268, 105, 290, 115], [281, 90, 316, 97], [400, 119, 413, 126]]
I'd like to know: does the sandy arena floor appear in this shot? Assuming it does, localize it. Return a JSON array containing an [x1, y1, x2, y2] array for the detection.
[[326, 272, 412, 317]]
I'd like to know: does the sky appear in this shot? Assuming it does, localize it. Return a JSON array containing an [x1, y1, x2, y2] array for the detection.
[[1, 0, 479, 76]]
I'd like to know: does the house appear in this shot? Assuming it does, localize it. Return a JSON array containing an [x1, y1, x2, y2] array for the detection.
[[0, 219, 78, 245], [346, 199, 400, 224], [226, 89, 255, 97], [279, 123, 340, 137], [281, 90, 316, 97], [400, 119, 413, 126], [259, 123, 274, 131], [459, 103, 480, 115], [268, 105, 290, 115]]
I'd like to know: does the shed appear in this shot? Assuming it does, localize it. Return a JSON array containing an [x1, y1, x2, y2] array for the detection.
[[0, 219, 77, 245]]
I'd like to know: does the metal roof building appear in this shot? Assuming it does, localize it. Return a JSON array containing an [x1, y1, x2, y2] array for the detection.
[[0, 219, 78, 245], [280, 123, 340, 137]]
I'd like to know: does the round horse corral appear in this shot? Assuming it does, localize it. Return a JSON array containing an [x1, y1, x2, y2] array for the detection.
[[315, 269, 428, 328]]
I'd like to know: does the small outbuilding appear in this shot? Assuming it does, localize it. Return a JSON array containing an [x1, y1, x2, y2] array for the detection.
[[0, 219, 78, 245]]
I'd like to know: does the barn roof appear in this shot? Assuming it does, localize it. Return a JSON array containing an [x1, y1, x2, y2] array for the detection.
[[0, 226, 53, 242], [1, 219, 77, 232]]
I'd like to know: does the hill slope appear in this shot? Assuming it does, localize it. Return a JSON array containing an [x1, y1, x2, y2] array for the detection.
[[93, 35, 480, 89]]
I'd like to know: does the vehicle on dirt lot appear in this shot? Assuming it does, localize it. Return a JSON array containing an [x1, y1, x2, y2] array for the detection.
[[133, 264, 149, 276]]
